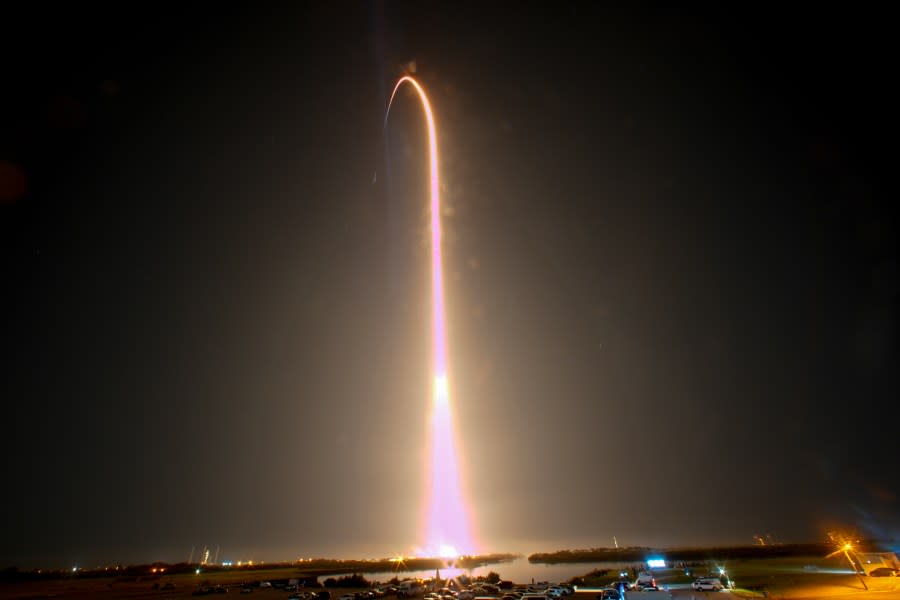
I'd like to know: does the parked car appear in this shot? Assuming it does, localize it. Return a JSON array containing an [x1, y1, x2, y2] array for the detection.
[[634, 574, 658, 591], [692, 578, 723, 591]]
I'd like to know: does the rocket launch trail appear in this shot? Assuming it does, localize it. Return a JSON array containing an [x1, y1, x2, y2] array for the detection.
[[385, 76, 476, 558]]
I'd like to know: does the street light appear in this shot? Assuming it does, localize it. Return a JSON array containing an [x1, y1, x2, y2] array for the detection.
[[826, 532, 867, 591], [717, 566, 733, 589]]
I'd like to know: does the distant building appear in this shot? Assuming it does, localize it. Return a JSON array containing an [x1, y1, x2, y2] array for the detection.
[[857, 552, 900, 575]]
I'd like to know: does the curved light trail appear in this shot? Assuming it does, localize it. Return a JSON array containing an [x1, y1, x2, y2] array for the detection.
[[385, 76, 476, 558]]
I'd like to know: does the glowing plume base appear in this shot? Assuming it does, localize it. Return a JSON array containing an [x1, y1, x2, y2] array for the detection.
[[421, 374, 476, 559]]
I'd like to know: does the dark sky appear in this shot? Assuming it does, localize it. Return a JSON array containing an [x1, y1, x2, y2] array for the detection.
[[3, 4, 898, 568]]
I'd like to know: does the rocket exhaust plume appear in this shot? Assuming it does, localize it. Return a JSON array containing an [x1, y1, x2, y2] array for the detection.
[[385, 76, 476, 558]]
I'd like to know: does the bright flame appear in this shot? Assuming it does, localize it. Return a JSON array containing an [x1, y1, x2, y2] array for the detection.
[[386, 76, 477, 557], [434, 375, 449, 405]]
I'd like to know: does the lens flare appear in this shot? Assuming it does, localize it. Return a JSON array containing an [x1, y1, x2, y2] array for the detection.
[[386, 76, 477, 557]]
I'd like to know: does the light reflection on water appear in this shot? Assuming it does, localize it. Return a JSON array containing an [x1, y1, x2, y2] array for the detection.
[[336, 558, 640, 585]]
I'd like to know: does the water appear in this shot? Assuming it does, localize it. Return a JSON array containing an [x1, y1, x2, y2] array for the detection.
[[339, 557, 640, 586]]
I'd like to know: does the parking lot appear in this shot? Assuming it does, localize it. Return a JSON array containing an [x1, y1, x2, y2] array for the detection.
[[3, 563, 900, 600]]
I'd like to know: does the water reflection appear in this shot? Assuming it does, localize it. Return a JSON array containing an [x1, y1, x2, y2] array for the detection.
[[339, 558, 641, 585]]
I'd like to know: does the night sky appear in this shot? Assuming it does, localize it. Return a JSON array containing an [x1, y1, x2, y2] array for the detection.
[[3, 4, 898, 568]]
